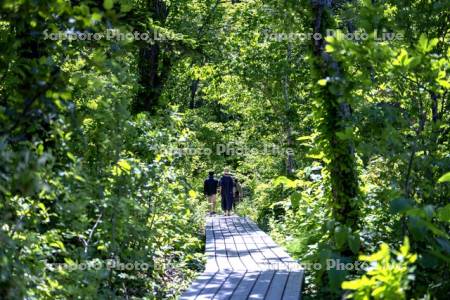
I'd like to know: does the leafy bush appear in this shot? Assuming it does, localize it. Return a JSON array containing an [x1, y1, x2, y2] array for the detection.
[[342, 238, 416, 300]]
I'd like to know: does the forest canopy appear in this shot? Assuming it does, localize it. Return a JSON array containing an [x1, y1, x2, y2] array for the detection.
[[0, 0, 449, 299]]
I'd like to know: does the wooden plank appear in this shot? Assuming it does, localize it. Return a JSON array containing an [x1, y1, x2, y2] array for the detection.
[[212, 217, 225, 242], [235, 217, 272, 266], [221, 217, 251, 271], [269, 246, 300, 271], [242, 219, 283, 266], [231, 217, 268, 270], [179, 271, 217, 300], [213, 217, 233, 271], [247, 270, 276, 299], [229, 271, 259, 300], [246, 218, 279, 247], [282, 270, 304, 300], [265, 271, 289, 300], [205, 218, 219, 272], [241, 218, 293, 269], [214, 241, 233, 271], [196, 272, 231, 300], [213, 272, 246, 300], [228, 218, 258, 271], [221, 218, 247, 271]]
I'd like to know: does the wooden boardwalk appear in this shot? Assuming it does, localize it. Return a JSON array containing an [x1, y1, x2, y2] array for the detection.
[[180, 216, 304, 300]]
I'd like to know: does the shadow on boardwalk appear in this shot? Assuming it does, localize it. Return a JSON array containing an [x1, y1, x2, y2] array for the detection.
[[180, 216, 304, 300]]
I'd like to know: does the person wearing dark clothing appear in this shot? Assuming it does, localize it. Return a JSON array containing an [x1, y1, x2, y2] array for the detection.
[[233, 178, 243, 210], [219, 168, 234, 216], [204, 171, 218, 215]]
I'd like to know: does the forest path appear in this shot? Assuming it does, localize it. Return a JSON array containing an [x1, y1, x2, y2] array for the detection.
[[180, 215, 304, 300]]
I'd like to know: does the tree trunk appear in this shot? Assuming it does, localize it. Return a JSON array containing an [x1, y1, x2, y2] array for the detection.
[[132, 0, 170, 114], [311, 0, 359, 229]]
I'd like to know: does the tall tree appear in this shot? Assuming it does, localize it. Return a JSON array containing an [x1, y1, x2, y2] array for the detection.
[[310, 0, 359, 229]]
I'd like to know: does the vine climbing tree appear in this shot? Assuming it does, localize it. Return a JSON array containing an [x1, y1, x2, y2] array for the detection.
[[0, 0, 449, 299]]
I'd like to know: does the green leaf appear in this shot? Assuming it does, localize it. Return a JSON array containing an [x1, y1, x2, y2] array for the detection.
[[418, 34, 428, 52], [50, 241, 66, 251], [336, 127, 353, 140], [342, 275, 371, 290], [290, 192, 301, 210], [437, 79, 450, 89], [306, 152, 325, 161], [188, 190, 197, 198], [392, 49, 418, 68], [97, 244, 107, 251], [120, 0, 133, 12], [417, 33, 439, 53], [103, 0, 114, 10], [67, 152, 76, 162], [37, 144, 44, 155], [38, 202, 47, 212], [390, 198, 413, 214], [408, 56, 421, 68], [325, 44, 334, 53], [334, 226, 348, 249], [418, 218, 448, 238], [348, 232, 360, 254], [297, 135, 313, 141], [435, 237, 450, 254], [399, 236, 411, 257], [317, 79, 327, 86], [273, 176, 297, 188], [328, 268, 347, 291], [117, 159, 131, 174], [359, 243, 390, 262], [437, 204, 450, 222], [438, 172, 450, 183]]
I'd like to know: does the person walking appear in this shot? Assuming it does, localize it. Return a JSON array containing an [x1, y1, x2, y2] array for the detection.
[[204, 171, 218, 216], [219, 168, 234, 216], [233, 178, 243, 210]]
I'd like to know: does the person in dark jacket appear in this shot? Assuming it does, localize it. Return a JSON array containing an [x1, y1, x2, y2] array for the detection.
[[219, 168, 234, 216], [204, 171, 218, 215], [233, 178, 243, 210]]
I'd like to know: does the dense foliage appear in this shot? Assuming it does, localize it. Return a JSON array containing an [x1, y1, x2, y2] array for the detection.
[[0, 0, 449, 299]]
